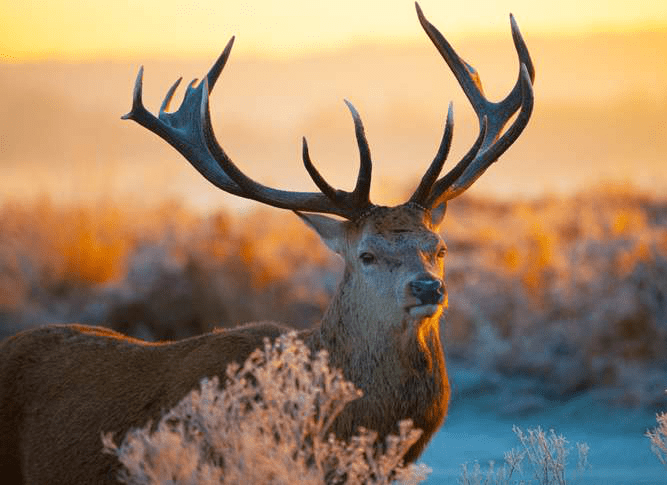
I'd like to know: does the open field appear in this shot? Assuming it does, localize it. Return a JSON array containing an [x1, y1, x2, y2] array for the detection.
[[1, 188, 666, 482], [2, 188, 665, 408]]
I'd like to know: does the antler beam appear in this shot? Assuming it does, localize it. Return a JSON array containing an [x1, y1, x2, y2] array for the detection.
[[123, 2, 535, 219], [122, 38, 375, 220], [411, 2, 535, 207]]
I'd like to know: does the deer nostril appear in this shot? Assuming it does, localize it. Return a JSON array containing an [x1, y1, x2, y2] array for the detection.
[[409, 278, 444, 305]]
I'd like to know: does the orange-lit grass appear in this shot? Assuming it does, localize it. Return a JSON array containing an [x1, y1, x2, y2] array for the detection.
[[0, 197, 203, 302], [1, 186, 665, 406], [59, 207, 127, 285]]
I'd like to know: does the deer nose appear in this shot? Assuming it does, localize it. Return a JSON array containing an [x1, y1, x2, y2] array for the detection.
[[409, 278, 444, 305]]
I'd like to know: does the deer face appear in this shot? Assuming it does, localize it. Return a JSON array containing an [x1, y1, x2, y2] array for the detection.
[[298, 203, 448, 334], [353, 205, 447, 321]]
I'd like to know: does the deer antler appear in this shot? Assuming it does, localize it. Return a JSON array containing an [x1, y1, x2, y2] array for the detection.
[[410, 2, 535, 208], [123, 3, 534, 218], [122, 38, 374, 220]]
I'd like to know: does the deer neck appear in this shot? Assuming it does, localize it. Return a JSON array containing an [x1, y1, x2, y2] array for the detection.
[[302, 269, 449, 457], [309, 270, 445, 389]]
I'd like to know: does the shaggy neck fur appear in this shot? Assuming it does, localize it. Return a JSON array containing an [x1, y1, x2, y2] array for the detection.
[[305, 269, 450, 462]]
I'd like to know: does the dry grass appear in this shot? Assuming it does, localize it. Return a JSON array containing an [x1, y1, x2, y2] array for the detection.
[[647, 411, 667, 466], [1, 187, 666, 408], [459, 426, 590, 485], [102, 333, 429, 485], [440, 187, 667, 408]]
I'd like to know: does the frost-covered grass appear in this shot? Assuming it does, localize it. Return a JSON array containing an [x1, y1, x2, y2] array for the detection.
[[101, 334, 606, 485], [459, 426, 589, 485], [0, 198, 335, 340], [103, 333, 429, 485], [2, 188, 665, 409], [647, 411, 667, 466], [440, 187, 667, 409]]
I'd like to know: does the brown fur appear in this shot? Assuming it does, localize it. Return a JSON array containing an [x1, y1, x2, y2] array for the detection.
[[0, 205, 450, 483]]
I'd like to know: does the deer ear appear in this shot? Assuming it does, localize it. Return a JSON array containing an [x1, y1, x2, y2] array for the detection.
[[294, 211, 347, 254], [429, 202, 447, 229]]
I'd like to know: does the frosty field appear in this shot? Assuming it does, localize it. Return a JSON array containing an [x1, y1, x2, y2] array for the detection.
[[1, 190, 665, 482]]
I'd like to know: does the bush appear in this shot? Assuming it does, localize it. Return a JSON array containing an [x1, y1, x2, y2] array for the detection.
[[102, 333, 430, 484], [2, 189, 666, 407], [647, 411, 667, 466], [459, 426, 590, 485]]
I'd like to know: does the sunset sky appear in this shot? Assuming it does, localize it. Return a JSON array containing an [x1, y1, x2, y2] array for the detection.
[[3, 0, 667, 61], [2, 0, 666, 207]]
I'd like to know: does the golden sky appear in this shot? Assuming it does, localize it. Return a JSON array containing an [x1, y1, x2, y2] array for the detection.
[[2, 0, 667, 61]]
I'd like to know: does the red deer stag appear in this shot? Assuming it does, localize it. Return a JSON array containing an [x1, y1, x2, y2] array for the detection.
[[0, 3, 534, 483]]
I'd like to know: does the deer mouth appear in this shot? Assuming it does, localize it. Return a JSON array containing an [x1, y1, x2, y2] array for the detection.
[[406, 303, 440, 318]]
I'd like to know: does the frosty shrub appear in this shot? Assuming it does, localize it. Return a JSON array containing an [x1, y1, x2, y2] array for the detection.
[[459, 426, 589, 485], [441, 189, 667, 409], [3, 189, 666, 405], [647, 412, 667, 466], [102, 332, 430, 484]]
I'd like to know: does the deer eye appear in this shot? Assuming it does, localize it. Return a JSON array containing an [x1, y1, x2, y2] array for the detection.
[[359, 252, 377, 265], [437, 247, 447, 259]]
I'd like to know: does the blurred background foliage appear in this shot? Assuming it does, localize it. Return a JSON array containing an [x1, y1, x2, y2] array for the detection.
[[2, 185, 665, 411]]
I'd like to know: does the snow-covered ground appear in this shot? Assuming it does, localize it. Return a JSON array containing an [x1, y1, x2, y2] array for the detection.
[[421, 368, 664, 484]]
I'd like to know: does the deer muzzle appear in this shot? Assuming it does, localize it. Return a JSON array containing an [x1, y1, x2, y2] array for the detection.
[[409, 278, 445, 306]]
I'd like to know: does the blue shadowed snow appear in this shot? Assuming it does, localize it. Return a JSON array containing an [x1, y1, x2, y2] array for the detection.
[[420, 367, 665, 484]]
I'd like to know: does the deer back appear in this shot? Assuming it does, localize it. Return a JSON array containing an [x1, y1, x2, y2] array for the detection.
[[0, 323, 288, 484]]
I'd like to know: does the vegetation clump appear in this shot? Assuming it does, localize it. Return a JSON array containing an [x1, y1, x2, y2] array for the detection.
[[103, 332, 430, 485], [459, 426, 590, 485]]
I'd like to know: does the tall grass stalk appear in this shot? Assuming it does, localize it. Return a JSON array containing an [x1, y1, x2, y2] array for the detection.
[[459, 426, 589, 485], [647, 411, 667, 466]]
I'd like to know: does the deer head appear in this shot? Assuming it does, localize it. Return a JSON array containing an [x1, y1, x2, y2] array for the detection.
[[296, 203, 446, 366]]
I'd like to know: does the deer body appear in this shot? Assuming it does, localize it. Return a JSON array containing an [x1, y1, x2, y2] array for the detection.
[[0, 323, 289, 483], [0, 4, 534, 483]]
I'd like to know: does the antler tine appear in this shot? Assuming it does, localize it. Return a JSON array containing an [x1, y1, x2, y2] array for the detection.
[[410, 102, 454, 205], [432, 64, 534, 203], [415, 3, 485, 113], [506, 15, 536, 105], [207, 36, 235, 90], [297, 101, 375, 212], [301, 137, 339, 201], [123, 37, 380, 220], [158, 77, 182, 114], [121, 66, 147, 122], [426, 116, 487, 206], [414, 3, 535, 208], [344, 99, 373, 207]]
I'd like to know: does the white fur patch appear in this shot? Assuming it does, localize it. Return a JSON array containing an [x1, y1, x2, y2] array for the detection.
[[408, 304, 439, 318]]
